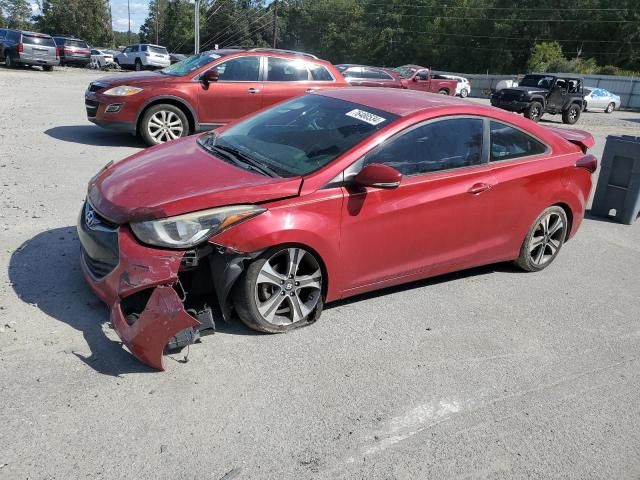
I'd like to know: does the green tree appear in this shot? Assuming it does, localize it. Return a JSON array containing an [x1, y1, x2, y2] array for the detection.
[[0, 0, 32, 29], [139, 0, 194, 52], [527, 42, 566, 72], [35, 0, 113, 46]]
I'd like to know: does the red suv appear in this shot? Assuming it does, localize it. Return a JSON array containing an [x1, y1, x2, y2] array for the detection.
[[84, 48, 347, 145]]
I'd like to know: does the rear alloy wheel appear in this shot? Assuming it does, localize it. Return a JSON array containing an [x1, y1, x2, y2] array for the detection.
[[562, 104, 581, 124], [524, 101, 543, 122], [135, 59, 143, 71], [233, 247, 324, 333], [605, 102, 615, 113], [460, 88, 469, 98], [516, 206, 568, 272], [5, 53, 14, 68], [438, 89, 448, 95], [140, 104, 189, 145]]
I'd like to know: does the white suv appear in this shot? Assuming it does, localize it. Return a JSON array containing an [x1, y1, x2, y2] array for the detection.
[[114, 44, 170, 71]]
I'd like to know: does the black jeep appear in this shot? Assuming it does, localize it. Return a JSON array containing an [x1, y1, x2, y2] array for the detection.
[[490, 74, 585, 124]]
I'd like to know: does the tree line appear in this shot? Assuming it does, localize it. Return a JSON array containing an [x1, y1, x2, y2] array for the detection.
[[2, 0, 638, 74]]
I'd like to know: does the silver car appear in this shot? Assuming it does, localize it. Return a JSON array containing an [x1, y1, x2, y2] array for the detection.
[[584, 87, 621, 113], [114, 44, 171, 71], [0, 29, 59, 71]]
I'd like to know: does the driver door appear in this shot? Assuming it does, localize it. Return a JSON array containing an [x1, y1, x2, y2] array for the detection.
[[339, 116, 496, 294], [546, 80, 567, 110]]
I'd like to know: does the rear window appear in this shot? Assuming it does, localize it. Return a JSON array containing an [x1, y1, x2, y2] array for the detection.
[[66, 39, 88, 48], [23, 34, 56, 47], [148, 46, 168, 55]]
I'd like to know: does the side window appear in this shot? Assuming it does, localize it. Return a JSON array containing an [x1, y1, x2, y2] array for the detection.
[[0, 30, 5, 40], [378, 70, 394, 81], [343, 67, 362, 78], [309, 64, 333, 81], [214, 56, 260, 81], [490, 121, 547, 162], [364, 118, 484, 176], [267, 57, 310, 81], [361, 68, 381, 79], [132, 45, 139, 52]]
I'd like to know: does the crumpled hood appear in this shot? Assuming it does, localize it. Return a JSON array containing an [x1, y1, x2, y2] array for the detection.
[[88, 136, 302, 224]]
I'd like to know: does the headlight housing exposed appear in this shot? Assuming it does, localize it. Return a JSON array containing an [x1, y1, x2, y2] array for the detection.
[[130, 205, 266, 249], [103, 85, 143, 96]]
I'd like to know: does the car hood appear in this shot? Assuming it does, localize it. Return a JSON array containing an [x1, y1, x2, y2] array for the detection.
[[499, 86, 548, 95], [94, 71, 174, 87], [88, 136, 303, 224]]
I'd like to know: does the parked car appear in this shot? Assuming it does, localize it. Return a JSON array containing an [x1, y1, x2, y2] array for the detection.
[[583, 87, 620, 113], [435, 74, 472, 97], [0, 29, 59, 71], [336, 64, 403, 88], [114, 44, 171, 71], [53, 36, 91, 66], [78, 88, 597, 369], [491, 74, 585, 124], [85, 48, 347, 145], [392, 65, 457, 95], [169, 53, 186, 64], [91, 48, 115, 67]]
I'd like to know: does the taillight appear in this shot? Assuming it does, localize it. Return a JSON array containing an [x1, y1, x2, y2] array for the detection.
[[17, 43, 23, 53], [576, 154, 598, 173], [56, 47, 61, 57]]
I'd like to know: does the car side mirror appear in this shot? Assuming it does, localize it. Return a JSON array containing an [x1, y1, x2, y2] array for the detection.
[[202, 69, 219, 84], [353, 164, 402, 189]]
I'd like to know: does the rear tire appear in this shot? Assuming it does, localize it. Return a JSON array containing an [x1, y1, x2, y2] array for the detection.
[[438, 89, 448, 95], [605, 102, 615, 113], [524, 101, 543, 122], [516, 206, 568, 272], [562, 104, 581, 124], [5, 53, 14, 68], [43, 65, 53, 72], [140, 103, 189, 146], [233, 247, 324, 334], [135, 59, 143, 71], [460, 88, 469, 98]]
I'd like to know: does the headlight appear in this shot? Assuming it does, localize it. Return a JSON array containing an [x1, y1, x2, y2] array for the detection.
[[130, 205, 266, 248], [103, 85, 143, 96]]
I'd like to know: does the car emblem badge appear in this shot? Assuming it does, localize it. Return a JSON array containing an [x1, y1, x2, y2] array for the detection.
[[85, 206, 99, 229]]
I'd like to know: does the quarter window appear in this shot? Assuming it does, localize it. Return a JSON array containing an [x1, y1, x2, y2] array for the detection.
[[490, 121, 547, 161], [364, 118, 484, 175], [214, 56, 260, 81], [309, 64, 333, 81], [267, 57, 309, 81]]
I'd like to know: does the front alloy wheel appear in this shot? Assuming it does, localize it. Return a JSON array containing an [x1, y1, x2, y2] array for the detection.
[[516, 206, 568, 272], [234, 247, 324, 333], [140, 104, 188, 146]]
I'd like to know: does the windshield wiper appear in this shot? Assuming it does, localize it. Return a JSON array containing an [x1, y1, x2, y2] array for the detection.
[[213, 144, 280, 178]]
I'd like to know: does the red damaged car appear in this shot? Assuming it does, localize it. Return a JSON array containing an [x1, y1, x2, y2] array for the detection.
[[78, 88, 597, 370]]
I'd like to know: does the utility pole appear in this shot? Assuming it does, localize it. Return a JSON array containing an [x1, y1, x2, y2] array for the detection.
[[127, 0, 131, 44], [194, 0, 200, 53], [272, 0, 278, 48]]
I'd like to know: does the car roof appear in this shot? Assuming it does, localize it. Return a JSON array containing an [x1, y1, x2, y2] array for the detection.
[[316, 87, 476, 117]]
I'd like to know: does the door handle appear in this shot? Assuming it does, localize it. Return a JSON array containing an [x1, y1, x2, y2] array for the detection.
[[247, 88, 260, 94], [467, 182, 492, 194]]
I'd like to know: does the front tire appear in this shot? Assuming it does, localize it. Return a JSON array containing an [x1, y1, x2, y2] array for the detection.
[[135, 59, 143, 71], [516, 206, 568, 272], [140, 104, 189, 146], [524, 101, 543, 122], [605, 102, 615, 113], [460, 88, 469, 98], [438, 89, 449, 95], [562, 104, 581, 124], [233, 247, 324, 333]]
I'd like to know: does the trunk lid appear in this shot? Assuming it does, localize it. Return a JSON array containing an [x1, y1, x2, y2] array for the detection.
[[21, 33, 57, 59], [88, 136, 303, 224]]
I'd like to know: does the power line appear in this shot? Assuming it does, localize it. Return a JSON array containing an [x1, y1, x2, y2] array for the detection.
[[199, 2, 263, 50], [206, 7, 274, 49]]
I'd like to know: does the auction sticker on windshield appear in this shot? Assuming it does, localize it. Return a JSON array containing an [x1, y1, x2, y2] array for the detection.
[[345, 109, 387, 126]]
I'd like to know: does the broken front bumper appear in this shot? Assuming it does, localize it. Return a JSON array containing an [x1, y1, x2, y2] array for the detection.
[[77, 202, 216, 370]]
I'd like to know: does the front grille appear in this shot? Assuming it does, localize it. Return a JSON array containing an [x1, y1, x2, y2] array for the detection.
[[78, 202, 119, 279], [85, 99, 99, 118], [499, 91, 523, 102]]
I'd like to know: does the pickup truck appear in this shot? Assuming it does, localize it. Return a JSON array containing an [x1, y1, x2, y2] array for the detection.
[[392, 64, 458, 96]]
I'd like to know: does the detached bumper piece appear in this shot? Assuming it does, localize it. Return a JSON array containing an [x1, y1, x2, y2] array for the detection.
[[78, 201, 241, 370]]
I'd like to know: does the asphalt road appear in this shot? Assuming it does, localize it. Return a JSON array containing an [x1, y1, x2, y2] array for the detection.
[[1, 67, 639, 480]]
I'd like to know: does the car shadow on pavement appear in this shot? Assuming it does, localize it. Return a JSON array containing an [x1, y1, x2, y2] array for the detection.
[[45, 125, 144, 148], [9, 227, 155, 376]]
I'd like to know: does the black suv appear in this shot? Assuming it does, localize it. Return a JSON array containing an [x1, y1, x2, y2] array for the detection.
[[53, 35, 91, 66], [491, 74, 585, 124]]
